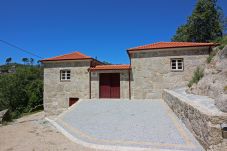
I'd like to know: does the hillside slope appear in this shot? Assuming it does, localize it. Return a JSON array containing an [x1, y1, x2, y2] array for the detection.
[[189, 46, 227, 112]]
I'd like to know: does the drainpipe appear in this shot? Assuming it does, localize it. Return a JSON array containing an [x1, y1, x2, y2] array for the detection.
[[128, 69, 131, 100], [89, 61, 92, 99], [128, 51, 132, 100]]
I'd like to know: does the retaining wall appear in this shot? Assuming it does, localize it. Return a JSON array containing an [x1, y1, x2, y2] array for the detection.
[[163, 89, 227, 151]]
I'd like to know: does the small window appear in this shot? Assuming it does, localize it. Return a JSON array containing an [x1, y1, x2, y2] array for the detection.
[[171, 58, 184, 71], [60, 70, 71, 81]]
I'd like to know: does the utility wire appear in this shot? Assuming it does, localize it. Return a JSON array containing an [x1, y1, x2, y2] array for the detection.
[[0, 39, 43, 59]]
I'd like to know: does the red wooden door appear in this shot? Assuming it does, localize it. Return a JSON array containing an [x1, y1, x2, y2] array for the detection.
[[99, 73, 111, 98], [99, 73, 120, 98], [110, 73, 120, 98]]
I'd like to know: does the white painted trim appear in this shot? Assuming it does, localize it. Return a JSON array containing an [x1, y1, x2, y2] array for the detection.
[[171, 58, 184, 71]]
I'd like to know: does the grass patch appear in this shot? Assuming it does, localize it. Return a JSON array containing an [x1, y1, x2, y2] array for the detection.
[[207, 48, 219, 63], [224, 86, 227, 91], [22, 108, 43, 117], [188, 67, 204, 88]]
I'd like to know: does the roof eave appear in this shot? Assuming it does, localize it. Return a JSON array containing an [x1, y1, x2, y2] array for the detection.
[[127, 44, 220, 52]]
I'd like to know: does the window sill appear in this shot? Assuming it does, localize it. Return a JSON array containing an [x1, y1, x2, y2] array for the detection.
[[171, 70, 184, 72], [60, 80, 71, 82]]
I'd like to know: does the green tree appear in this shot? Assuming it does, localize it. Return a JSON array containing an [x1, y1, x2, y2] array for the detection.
[[26, 79, 43, 110], [30, 58, 34, 65], [172, 0, 226, 42], [22, 58, 29, 65], [5, 57, 12, 64], [172, 25, 190, 42], [0, 65, 43, 119]]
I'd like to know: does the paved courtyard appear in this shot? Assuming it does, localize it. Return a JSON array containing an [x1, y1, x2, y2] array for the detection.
[[53, 99, 204, 151]]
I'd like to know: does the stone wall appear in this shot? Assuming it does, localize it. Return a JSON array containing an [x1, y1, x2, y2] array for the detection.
[[163, 89, 227, 151], [91, 70, 130, 99], [43, 60, 90, 115], [130, 47, 209, 99]]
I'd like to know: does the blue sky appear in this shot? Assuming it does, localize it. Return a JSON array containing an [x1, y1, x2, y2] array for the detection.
[[0, 0, 227, 64]]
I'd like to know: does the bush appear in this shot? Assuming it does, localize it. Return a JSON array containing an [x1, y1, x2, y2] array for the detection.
[[188, 67, 204, 88], [207, 48, 219, 63], [213, 35, 227, 50], [25, 79, 43, 111], [224, 86, 227, 91], [0, 64, 43, 121]]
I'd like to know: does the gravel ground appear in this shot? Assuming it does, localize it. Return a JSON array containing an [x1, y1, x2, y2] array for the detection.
[[0, 111, 100, 151], [56, 99, 204, 151], [0, 100, 205, 151]]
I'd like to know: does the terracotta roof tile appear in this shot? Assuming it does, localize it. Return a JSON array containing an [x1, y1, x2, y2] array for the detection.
[[41, 51, 92, 62], [90, 64, 131, 71], [128, 42, 219, 51]]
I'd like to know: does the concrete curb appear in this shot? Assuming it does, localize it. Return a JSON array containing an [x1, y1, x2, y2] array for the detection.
[[45, 117, 183, 151]]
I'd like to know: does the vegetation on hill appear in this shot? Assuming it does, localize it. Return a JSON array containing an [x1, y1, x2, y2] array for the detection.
[[172, 0, 226, 42], [206, 35, 227, 63], [213, 35, 227, 49], [0, 60, 43, 120], [188, 67, 204, 88], [188, 46, 227, 112]]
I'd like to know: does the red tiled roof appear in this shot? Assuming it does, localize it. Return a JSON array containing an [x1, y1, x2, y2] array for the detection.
[[90, 64, 131, 71], [41, 51, 92, 62], [128, 42, 218, 51]]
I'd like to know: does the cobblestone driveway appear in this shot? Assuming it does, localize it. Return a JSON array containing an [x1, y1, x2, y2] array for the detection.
[[54, 99, 204, 151]]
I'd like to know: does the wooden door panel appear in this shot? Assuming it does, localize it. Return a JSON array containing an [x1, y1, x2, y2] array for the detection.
[[110, 74, 120, 98], [99, 73, 120, 98], [99, 73, 111, 98]]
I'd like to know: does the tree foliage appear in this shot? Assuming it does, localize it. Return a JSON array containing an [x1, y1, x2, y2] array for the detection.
[[5, 58, 12, 64], [0, 64, 43, 119], [172, 0, 226, 42], [22, 58, 29, 65]]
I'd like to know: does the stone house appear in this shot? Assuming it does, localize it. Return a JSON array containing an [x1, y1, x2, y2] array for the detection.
[[41, 42, 217, 115]]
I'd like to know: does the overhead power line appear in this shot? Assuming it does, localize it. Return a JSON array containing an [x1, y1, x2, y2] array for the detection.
[[0, 39, 43, 59]]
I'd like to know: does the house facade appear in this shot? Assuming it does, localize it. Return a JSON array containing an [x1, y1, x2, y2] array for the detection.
[[41, 42, 217, 115]]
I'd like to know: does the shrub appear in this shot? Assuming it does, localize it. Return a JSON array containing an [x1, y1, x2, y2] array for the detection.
[[213, 35, 227, 50], [224, 86, 227, 91], [207, 48, 219, 63], [0, 64, 43, 121], [188, 67, 204, 88]]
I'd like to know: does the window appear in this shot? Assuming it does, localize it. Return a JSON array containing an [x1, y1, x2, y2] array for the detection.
[[171, 58, 184, 71], [60, 70, 71, 81]]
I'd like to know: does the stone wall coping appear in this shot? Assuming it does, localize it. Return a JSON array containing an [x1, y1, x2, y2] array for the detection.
[[163, 89, 227, 119]]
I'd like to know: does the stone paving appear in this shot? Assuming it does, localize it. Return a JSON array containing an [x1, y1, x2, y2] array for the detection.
[[53, 99, 204, 151]]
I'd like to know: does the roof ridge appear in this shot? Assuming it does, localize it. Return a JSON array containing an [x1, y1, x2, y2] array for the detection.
[[74, 51, 91, 58]]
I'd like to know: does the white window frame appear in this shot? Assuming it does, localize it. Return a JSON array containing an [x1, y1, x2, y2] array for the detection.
[[60, 70, 71, 81], [171, 58, 184, 71]]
